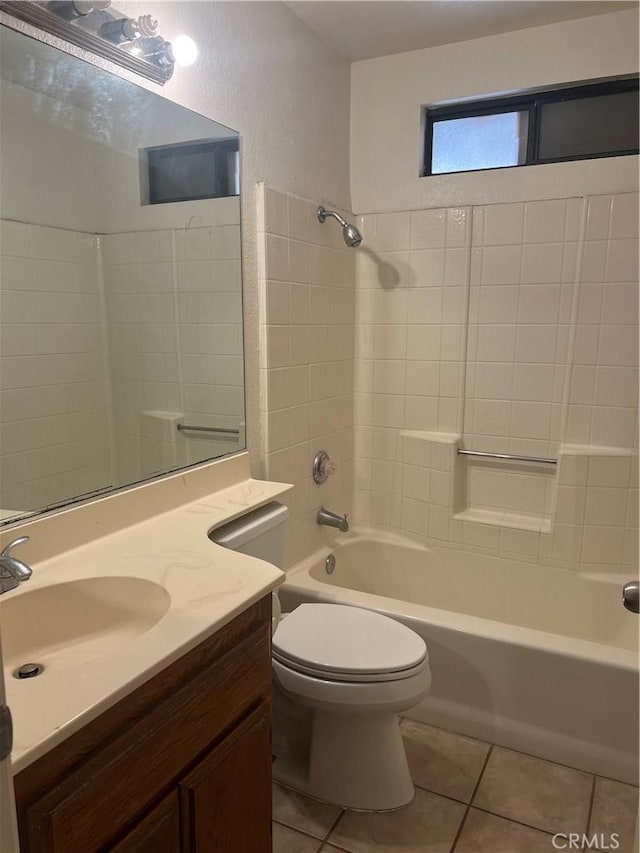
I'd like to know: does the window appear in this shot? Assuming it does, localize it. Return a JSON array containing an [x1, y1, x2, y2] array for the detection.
[[424, 78, 639, 176], [143, 137, 239, 205]]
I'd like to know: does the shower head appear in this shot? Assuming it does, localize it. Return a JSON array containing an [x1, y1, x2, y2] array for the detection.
[[317, 206, 363, 248]]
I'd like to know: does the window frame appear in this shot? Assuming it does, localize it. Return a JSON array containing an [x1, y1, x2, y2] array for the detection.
[[423, 77, 639, 177]]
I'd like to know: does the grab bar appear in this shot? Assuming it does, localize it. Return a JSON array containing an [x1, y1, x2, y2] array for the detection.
[[177, 424, 240, 436], [457, 449, 557, 465]]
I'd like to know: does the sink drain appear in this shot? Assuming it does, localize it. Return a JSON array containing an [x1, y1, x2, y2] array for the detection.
[[13, 663, 44, 679]]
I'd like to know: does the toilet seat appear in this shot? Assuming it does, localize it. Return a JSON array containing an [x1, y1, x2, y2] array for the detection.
[[272, 652, 426, 683], [272, 603, 427, 683]]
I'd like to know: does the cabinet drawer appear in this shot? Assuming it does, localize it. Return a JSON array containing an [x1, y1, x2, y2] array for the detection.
[[24, 624, 271, 852]]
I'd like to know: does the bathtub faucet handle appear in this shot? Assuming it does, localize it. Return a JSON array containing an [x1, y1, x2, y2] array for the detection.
[[313, 451, 336, 485]]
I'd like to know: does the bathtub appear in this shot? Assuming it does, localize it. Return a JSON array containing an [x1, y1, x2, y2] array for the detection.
[[279, 528, 639, 785]]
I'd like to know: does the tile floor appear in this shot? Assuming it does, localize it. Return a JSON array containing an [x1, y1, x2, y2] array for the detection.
[[272, 719, 639, 853]]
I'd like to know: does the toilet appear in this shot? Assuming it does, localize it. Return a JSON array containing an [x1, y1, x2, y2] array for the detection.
[[209, 501, 431, 811]]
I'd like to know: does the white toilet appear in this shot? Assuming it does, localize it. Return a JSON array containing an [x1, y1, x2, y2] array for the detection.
[[209, 502, 431, 811]]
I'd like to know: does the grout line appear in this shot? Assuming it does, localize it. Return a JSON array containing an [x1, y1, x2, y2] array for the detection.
[[450, 744, 494, 852], [400, 715, 491, 748], [272, 819, 331, 848], [586, 774, 597, 836], [412, 781, 470, 806], [469, 742, 494, 803], [323, 809, 346, 843], [477, 740, 614, 783], [469, 804, 561, 837]]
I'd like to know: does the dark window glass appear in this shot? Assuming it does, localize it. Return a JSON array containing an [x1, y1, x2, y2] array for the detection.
[[145, 138, 239, 205], [538, 90, 639, 161]]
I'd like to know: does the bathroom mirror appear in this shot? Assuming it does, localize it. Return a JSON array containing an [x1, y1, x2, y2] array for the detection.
[[0, 23, 245, 525]]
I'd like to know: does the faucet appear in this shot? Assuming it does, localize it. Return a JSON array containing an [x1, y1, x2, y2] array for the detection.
[[0, 536, 32, 594], [623, 580, 639, 614], [317, 508, 349, 533]]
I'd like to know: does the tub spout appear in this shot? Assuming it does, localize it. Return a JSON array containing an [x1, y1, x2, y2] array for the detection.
[[317, 507, 349, 533]]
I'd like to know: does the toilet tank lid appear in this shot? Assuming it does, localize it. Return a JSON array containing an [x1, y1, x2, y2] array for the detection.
[[272, 604, 427, 675], [208, 502, 289, 550]]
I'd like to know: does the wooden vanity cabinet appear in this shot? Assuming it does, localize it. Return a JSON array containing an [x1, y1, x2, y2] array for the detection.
[[13, 596, 273, 853]]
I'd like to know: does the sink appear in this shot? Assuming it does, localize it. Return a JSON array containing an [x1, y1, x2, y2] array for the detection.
[[0, 577, 171, 671]]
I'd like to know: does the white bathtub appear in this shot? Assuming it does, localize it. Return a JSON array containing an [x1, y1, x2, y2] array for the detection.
[[279, 528, 639, 784]]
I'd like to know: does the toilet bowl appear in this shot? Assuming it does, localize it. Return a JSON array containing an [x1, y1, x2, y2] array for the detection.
[[209, 503, 431, 811], [271, 603, 430, 810]]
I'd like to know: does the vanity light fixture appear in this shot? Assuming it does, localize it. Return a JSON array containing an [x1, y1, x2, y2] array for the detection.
[[0, 0, 177, 83]]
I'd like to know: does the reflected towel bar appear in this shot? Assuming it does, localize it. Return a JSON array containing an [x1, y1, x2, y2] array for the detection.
[[457, 449, 557, 465], [177, 424, 240, 436]]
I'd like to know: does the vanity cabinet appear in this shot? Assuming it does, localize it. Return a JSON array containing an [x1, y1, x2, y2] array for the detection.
[[13, 596, 273, 853]]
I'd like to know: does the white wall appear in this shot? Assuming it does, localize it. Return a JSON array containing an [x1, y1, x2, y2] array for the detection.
[[351, 9, 639, 213]]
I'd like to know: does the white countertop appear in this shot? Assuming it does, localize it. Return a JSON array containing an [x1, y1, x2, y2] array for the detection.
[[2, 475, 291, 774]]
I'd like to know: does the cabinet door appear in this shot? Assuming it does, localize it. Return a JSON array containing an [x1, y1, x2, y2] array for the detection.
[[180, 704, 271, 853], [110, 792, 181, 853]]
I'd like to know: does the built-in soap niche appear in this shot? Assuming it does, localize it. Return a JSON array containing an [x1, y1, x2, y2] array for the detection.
[[453, 453, 555, 534]]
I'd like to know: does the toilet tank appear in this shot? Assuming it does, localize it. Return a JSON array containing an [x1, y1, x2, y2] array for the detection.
[[208, 501, 289, 568]]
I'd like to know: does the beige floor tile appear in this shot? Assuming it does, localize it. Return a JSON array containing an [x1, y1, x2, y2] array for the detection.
[[455, 808, 557, 852], [401, 719, 490, 802], [273, 822, 323, 853], [327, 786, 466, 853], [589, 777, 640, 853], [473, 747, 593, 834], [273, 783, 343, 839]]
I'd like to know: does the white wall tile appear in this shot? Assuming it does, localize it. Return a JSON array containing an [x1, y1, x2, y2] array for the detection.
[[521, 243, 563, 283], [483, 203, 524, 246], [585, 195, 612, 241], [606, 239, 639, 282], [410, 209, 446, 249], [481, 245, 521, 284], [609, 193, 639, 240], [582, 525, 624, 564], [523, 200, 567, 244], [584, 486, 628, 526]]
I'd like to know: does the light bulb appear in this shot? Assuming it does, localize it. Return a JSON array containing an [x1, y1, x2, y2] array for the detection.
[[172, 34, 197, 67]]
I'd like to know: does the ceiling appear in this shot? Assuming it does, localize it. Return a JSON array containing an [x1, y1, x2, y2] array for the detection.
[[284, 1, 638, 61]]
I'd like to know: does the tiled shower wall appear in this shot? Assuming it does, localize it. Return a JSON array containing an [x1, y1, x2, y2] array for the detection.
[[259, 188, 638, 573], [0, 220, 112, 514], [352, 193, 638, 574], [257, 185, 355, 566], [0, 213, 244, 514], [101, 217, 244, 484]]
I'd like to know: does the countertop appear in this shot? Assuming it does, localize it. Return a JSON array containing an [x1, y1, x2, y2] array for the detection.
[[2, 475, 291, 774]]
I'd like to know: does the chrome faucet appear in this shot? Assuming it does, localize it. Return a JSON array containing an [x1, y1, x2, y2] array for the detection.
[[317, 508, 349, 533], [623, 580, 639, 614], [0, 536, 32, 594]]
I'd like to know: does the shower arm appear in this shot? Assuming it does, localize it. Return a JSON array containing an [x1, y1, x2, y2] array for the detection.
[[317, 206, 348, 228]]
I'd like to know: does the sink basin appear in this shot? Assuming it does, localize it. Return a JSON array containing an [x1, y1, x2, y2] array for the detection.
[[0, 577, 171, 671]]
